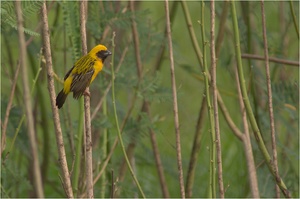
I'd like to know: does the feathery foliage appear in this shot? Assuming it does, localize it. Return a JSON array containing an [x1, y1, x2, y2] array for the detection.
[[1, 1, 299, 198], [1, 1, 42, 36], [61, 1, 81, 61]]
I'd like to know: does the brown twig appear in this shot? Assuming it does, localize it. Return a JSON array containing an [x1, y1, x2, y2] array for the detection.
[[215, 1, 229, 58], [241, 53, 299, 67], [260, 1, 280, 197], [114, 1, 142, 196], [230, 2, 290, 197], [165, 0, 185, 198], [235, 66, 259, 198], [217, 92, 244, 139], [15, 1, 44, 197], [114, 2, 146, 196], [117, 3, 167, 198], [41, 1, 74, 198], [79, 1, 94, 198], [134, 5, 175, 197], [145, 103, 170, 198], [210, 1, 224, 197], [130, 0, 142, 78], [155, 2, 178, 71], [181, 1, 243, 196], [1, 61, 21, 155], [185, 98, 206, 197], [131, 3, 172, 198]]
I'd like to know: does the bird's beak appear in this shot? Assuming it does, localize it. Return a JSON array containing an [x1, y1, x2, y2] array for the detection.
[[105, 50, 112, 57]]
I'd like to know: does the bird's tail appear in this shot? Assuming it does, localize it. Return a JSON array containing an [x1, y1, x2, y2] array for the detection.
[[56, 90, 68, 109]]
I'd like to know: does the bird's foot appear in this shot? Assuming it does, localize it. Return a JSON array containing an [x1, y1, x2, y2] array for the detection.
[[83, 90, 91, 97]]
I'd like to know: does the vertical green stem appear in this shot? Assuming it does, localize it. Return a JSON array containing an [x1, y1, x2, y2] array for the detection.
[[201, 1, 216, 198], [110, 32, 146, 198], [289, 0, 299, 39], [6, 66, 42, 158], [230, 1, 291, 197], [100, 96, 108, 198]]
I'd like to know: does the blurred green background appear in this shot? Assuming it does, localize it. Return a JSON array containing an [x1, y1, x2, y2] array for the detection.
[[1, 1, 299, 198]]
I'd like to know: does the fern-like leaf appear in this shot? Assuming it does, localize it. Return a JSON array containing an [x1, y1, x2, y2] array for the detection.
[[61, 1, 81, 61], [1, 1, 41, 36]]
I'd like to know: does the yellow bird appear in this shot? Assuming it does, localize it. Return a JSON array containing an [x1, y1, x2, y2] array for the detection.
[[56, 44, 111, 109]]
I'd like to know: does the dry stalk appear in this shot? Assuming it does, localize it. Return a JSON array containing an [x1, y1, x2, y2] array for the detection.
[[260, 1, 280, 197], [210, 1, 224, 197], [79, 0, 94, 198], [165, 0, 185, 198], [235, 67, 260, 198], [41, 1, 74, 198], [241, 53, 299, 67], [1, 62, 21, 155], [15, 1, 44, 197]]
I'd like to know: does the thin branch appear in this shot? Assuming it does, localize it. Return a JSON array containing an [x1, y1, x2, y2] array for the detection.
[[91, 47, 130, 188], [124, 2, 168, 198], [116, 4, 145, 190], [181, 1, 242, 140], [185, 98, 206, 197], [201, 1, 216, 197], [181, 1, 240, 197], [155, 1, 178, 71], [165, 0, 185, 198], [100, 97, 108, 198], [1, 61, 21, 155], [91, 46, 128, 121], [217, 93, 244, 141], [72, 99, 84, 198], [235, 67, 260, 198], [230, 1, 291, 197], [181, 0, 243, 141], [260, 1, 280, 197], [180, 0, 203, 68], [93, 138, 118, 187], [241, 53, 299, 67], [115, 2, 170, 198], [145, 102, 170, 198], [79, 1, 93, 198], [3, 66, 42, 164], [215, 1, 229, 58], [211, 1, 224, 197], [130, 0, 142, 78], [15, 1, 44, 197], [289, 0, 299, 39], [116, 142, 136, 197], [110, 32, 146, 198], [41, 1, 74, 198]]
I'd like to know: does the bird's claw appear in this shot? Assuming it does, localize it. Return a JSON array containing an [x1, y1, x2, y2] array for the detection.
[[83, 90, 91, 97]]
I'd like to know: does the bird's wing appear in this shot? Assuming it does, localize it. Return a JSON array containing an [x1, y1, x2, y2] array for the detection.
[[64, 65, 75, 81], [70, 66, 94, 99]]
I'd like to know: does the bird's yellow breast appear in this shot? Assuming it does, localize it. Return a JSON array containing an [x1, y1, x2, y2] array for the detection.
[[90, 60, 103, 83]]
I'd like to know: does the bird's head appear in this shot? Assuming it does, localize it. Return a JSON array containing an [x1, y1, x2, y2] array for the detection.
[[89, 44, 112, 62]]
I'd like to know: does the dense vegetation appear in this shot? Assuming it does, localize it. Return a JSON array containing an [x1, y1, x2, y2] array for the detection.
[[1, 1, 299, 198]]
